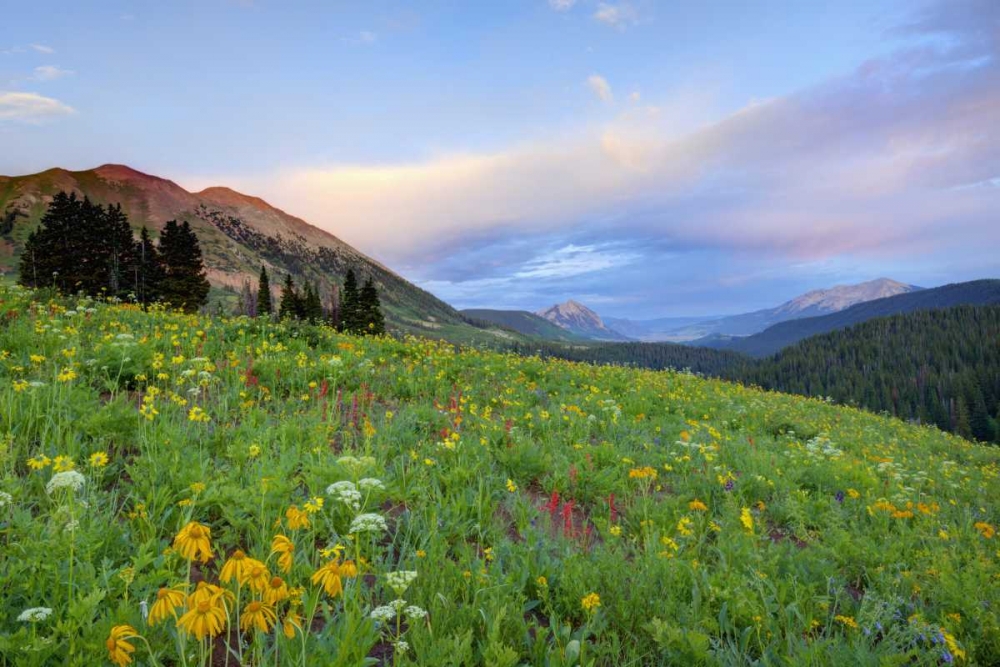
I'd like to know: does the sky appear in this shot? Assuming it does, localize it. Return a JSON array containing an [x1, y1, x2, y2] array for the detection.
[[1, 0, 998, 318]]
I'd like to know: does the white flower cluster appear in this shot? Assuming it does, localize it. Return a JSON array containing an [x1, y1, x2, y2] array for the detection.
[[327, 481, 362, 510], [385, 570, 417, 596], [0, 490, 12, 507], [18, 607, 53, 622], [369, 605, 396, 622], [45, 470, 86, 495], [358, 478, 385, 492], [394, 640, 410, 654], [349, 513, 387, 534], [337, 455, 376, 475], [404, 605, 428, 621]]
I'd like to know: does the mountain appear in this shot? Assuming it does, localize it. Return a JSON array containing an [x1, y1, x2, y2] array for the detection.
[[0, 164, 511, 342], [535, 300, 631, 341], [612, 278, 921, 342], [702, 279, 1000, 357], [460, 309, 587, 342], [727, 304, 1000, 443]]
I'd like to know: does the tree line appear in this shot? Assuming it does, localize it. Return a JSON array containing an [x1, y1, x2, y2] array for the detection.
[[247, 266, 384, 335], [726, 305, 1000, 443], [18, 191, 387, 335], [18, 191, 210, 311]]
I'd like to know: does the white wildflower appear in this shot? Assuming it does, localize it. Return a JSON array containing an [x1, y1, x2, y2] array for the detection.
[[404, 605, 427, 621], [349, 513, 387, 534], [358, 478, 385, 492], [385, 570, 417, 596], [394, 640, 410, 654], [18, 607, 53, 622], [0, 491, 12, 507], [327, 481, 362, 510], [369, 605, 396, 622], [46, 470, 85, 495]]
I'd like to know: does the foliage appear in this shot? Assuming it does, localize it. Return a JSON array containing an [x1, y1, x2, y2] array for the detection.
[[0, 285, 997, 665]]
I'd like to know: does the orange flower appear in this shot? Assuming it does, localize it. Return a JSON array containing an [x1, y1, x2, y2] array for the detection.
[[173, 521, 213, 563]]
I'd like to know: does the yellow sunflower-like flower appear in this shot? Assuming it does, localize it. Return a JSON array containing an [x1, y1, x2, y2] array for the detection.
[[311, 558, 357, 597], [106, 625, 139, 666], [187, 581, 233, 609], [282, 609, 303, 639], [285, 505, 310, 530], [177, 596, 227, 641], [270, 534, 294, 573], [264, 576, 290, 605], [242, 562, 271, 593], [219, 549, 250, 584], [173, 521, 213, 563], [148, 586, 185, 626], [240, 600, 278, 633]]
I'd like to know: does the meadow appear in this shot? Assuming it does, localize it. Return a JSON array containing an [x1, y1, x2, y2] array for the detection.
[[0, 284, 997, 666]]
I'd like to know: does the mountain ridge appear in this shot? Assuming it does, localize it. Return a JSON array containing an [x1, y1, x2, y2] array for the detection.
[[535, 299, 631, 341]]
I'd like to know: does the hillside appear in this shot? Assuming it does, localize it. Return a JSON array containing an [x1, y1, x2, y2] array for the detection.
[[730, 304, 1000, 443], [700, 279, 1000, 357], [0, 164, 511, 343], [461, 308, 587, 342], [536, 300, 631, 341], [1, 285, 996, 665]]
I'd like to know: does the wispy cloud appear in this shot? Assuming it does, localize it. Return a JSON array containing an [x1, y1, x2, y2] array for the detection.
[[0, 91, 75, 122], [586, 74, 613, 103], [548, 0, 577, 10], [593, 3, 637, 30], [32, 65, 74, 81], [514, 243, 639, 278], [30, 44, 54, 54], [343, 31, 377, 46]]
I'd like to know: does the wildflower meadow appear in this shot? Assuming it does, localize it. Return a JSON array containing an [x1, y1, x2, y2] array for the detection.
[[0, 284, 998, 665]]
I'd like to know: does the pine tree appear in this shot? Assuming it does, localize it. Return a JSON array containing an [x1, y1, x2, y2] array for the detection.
[[158, 220, 210, 312], [19, 191, 85, 291], [328, 283, 340, 331], [279, 274, 300, 320], [257, 266, 272, 317], [105, 203, 137, 299], [340, 268, 359, 333], [135, 227, 165, 306], [304, 282, 323, 323], [358, 277, 386, 335]]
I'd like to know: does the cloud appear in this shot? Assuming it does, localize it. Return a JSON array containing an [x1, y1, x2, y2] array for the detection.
[[514, 243, 639, 278], [32, 65, 74, 81], [205, 0, 998, 283], [548, 0, 577, 10], [0, 91, 75, 122], [30, 44, 54, 54], [586, 74, 613, 102], [593, 3, 637, 30]]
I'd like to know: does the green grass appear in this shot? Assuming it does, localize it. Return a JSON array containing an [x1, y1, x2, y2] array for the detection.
[[0, 285, 997, 666]]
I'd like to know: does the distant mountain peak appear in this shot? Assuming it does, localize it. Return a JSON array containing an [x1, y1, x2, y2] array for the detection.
[[535, 299, 630, 341]]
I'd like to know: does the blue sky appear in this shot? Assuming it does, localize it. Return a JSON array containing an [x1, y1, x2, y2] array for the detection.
[[2, 0, 998, 317]]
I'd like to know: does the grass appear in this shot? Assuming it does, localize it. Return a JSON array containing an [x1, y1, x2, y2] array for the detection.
[[0, 284, 997, 666]]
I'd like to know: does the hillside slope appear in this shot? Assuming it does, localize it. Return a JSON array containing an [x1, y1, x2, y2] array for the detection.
[[1, 285, 997, 664], [700, 279, 1000, 357], [730, 304, 1000, 442], [461, 308, 587, 342], [0, 164, 506, 342]]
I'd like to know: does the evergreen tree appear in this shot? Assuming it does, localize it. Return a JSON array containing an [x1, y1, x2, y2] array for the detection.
[[358, 277, 386, 335], [135, 227, 165, 306], [19, 191, 86, 292], [105, 203, 137, 299], [340, 269, 359, 333], [279, 274, 301, 320], [328, 283, 340, 331], [257, 265, 272, 317], [158, 220, 210, 312], [304, 282, 324, 323]]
